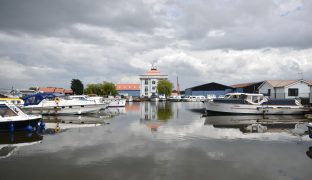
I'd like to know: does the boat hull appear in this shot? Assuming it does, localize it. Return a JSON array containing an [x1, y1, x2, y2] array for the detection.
[[204, 101, 307, 115], [0, 117, 41, 132]]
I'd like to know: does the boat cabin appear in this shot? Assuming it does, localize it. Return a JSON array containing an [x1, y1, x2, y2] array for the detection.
[[0, 103, 18, 118]]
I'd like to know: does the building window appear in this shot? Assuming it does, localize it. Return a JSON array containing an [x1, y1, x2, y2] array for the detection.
[[145, 87, 148, 92], [267, 89, 271, 96], [152, 80, 156, 85], [145, 80, 148, 85], [288, 88, 298, 96]]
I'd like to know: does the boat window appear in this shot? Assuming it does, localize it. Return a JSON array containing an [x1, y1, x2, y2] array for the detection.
[[252, 96, 259, 103], [0, 105, 17, 117]]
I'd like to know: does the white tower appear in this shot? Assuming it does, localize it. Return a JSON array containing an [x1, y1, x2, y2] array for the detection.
[[139, 65, 168, 98]]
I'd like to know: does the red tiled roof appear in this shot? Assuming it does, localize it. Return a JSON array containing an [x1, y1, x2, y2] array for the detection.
[[54, 88, 65, 93], [39, 87, 72, 94], [64, 89, 73, 94], [116, 84, 140, 91], [38, 87, 56, 93]]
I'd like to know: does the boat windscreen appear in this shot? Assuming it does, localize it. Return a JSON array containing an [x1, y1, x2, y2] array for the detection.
[[0, 104, 17, 117], [23, 93, 59, 106]]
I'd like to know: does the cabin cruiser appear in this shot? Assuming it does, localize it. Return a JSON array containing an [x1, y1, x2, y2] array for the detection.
[[69, 95, 109, 110], [168, 96, 182, 102], [150, 94, 159, 102], [22, 93, 103, 115], [0, 97, 24, 106], [0, 102, 41, 131], [103, 96, 126, 107], [204, 93, 308, 115], [187, 96, 206, 102]]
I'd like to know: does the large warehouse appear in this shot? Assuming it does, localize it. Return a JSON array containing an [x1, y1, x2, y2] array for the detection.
[[184, 82, 233, 97]]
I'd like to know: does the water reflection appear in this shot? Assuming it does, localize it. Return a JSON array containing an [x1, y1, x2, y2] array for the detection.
[[42, 115, 106, 131], [205, 115, 309, 134], [140, 102, 174, 131], [100, 107, 126, 116], [307, 147, 312, 159], [0, 132, 42, 159]]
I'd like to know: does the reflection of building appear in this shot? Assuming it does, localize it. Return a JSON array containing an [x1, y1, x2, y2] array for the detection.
[[116, 84, 140, 97], [140, 102, 158, 121], [139, 66, 168, 98], [125, 103, 140, 112]]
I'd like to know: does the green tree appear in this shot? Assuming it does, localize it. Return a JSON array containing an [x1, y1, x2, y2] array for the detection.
[[84, 82, 117, 96], [157, 79, 173, 97], [71, 79, 84, 95]]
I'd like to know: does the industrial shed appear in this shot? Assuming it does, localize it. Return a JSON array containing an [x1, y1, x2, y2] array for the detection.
[[184, 82, 233, 97]]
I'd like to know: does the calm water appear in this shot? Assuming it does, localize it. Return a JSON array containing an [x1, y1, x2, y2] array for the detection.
[[0, 102, 312, 180]]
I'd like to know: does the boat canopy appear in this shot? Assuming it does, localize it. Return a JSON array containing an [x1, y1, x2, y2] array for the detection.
[[23, 93, 63, 106]]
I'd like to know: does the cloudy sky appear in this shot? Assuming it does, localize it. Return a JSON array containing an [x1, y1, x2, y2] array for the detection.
[[0, 0, 311, 90]]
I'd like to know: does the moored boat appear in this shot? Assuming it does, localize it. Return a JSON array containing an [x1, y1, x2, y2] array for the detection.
[[204, 93, 308, 115], [0, 102, 41, 132], [150, 94, 159, 102], [22, 93, 103, 115], [0, 97, 24, 106], [69, 95, 109, 110]]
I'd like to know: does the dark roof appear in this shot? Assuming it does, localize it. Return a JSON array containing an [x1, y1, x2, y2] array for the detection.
[[187, 82, 233, 91]]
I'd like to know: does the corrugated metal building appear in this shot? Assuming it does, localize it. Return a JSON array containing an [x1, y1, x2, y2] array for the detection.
[[185, 82, 233, 97]]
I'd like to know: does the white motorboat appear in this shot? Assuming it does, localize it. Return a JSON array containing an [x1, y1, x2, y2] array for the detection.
[[187, 96, 206, 102], [204, 93, 308, 115], [150, 94, 159, 102], [0, 97, 24, 106], [0, 102, 42, 131], [22, 93, 103, 115], [168, 96, 182, 102], [69, 95, 109, 110], [103, 96, 126, 107]]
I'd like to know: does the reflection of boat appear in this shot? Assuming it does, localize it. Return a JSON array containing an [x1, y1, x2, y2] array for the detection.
[[103, 96, 126, 107], [42, 115, 105, 130], [306, 147, 312, 159], [101, 107, 126, 116], [204, 115, 308, 133], [0, 102, 41, 132], [22, 93, 103, 115], [204, 93, 307, 115], [0, 132, 42, 159]]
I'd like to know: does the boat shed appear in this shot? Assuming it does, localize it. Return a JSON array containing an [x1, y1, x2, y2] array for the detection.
[[231, 82, 263, 93], [184, 82, 233, 97], [116, 84, 140, 97]]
